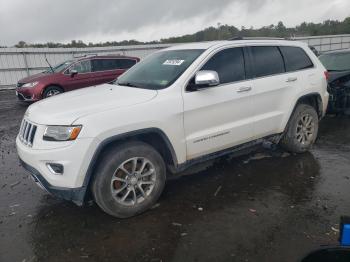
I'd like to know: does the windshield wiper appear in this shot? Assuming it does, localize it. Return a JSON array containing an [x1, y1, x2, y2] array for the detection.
[[117, 82, 140, 88]]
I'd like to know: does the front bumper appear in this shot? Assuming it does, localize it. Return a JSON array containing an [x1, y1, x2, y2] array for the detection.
[[19, 158, 86, 205], [16, 131, 100, 205], [15, 86, 42, 102], [16, 90, 39, 102]]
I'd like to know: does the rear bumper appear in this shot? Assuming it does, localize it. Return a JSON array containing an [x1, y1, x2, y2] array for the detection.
[[19, 158, 86, 205], [327, 86, 350, 114]]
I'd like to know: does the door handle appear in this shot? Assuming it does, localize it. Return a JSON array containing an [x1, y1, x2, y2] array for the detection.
[[286, 77, 298, 82], [237, 86, 252, 93]]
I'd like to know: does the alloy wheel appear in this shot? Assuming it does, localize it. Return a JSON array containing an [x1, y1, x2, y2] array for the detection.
[[296, 113, 315, 145], [110, 157, 156, 206], [46, 90, 61, 97]]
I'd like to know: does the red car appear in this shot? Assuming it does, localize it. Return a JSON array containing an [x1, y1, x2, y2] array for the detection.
[[15, 55, 140, 102]]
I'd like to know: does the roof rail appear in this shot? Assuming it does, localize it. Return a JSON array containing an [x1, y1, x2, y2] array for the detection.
[[229, 36, 291, 41], [72, 53, 99, 58]]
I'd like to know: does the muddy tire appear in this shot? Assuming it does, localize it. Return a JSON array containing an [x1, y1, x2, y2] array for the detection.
[[92, 141, 166, 218], [280, 104, 319, 153], [43, 86, 63, 98]]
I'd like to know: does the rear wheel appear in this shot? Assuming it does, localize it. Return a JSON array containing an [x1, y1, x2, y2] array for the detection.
[[43, 86, 63, 98], [280, 104, 319, 153], [92, 141, 166, 218]]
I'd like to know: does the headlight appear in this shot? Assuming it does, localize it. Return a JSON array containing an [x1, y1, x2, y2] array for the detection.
[[43, 126, 82, 141], [22, 82, 39, 88]]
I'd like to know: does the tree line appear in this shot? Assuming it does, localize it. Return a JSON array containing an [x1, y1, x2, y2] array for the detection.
[[9, 17, 350, 48]]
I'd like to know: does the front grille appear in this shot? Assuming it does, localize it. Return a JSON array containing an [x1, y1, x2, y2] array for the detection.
[[19, 119, 37, 147], [17, 82, 25, 88]]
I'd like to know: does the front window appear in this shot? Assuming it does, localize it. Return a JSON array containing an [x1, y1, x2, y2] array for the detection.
[[49, 60, 73, 73], [319, 52, 350, 71], [68, 60, 92, 73], [116, 49, 204, 90]]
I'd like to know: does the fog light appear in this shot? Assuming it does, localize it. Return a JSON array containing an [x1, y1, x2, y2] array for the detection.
[[46, 163, 64, 175], [340, 216, 350, 246]]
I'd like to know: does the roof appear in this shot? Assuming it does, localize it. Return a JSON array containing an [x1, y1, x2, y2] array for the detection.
[[165, 39, 307, 51], [76, 54, 139, 61]]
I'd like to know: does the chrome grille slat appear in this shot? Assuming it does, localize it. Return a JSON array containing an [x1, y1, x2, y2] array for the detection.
[[19, 120, 25, 138], [25, 124, 32, 142], [19, 119, 37, 147]]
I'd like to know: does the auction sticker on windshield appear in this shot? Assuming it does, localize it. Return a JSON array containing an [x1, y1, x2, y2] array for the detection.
[[163, 59, 185, 66]]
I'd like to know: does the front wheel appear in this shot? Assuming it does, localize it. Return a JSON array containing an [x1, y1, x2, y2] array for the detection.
[[92, 141, 166, 218], [42, 86, 63, 98], [280, 104, 319, 153]]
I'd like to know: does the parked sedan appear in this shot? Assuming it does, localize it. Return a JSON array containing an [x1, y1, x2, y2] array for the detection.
[[15, 55, 140, 102], [319, 49, 350, 114]]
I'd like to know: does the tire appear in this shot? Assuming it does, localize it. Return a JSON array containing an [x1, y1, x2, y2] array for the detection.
[[42, 86, 63, 98], [92, 141, 166, 218], [280, 104, 319, 153]]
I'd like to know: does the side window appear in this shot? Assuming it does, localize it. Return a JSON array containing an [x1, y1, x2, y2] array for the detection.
[[92, 60, 103, 72], [70, 60, 91, 73], [92, 59, 115, 72], [279, 46, 314, 72], [116, 59, 137, 69], [201, 48, 245, 84], [251, 46, 285, 78]]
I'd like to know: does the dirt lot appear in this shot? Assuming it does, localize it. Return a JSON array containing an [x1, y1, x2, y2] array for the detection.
[[0, 89, 350, 262]]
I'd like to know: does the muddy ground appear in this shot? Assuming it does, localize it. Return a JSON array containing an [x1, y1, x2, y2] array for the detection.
[[0, 89, 349, 262]]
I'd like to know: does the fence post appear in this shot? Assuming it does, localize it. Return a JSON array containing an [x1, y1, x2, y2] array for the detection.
[[341, 36, 343, 50], [22, 52, 30, 77]]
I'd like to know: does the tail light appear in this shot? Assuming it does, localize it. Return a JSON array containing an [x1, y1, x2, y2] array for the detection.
[[324, 71, 330, 81]]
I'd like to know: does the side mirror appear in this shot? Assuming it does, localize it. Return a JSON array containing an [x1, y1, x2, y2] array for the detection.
[[70, 69, 78, 77], [193, 70, 220, 90]]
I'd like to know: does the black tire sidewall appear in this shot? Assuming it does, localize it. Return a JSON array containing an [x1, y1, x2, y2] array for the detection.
[[283, 104, 319, 152], [43, 86, 63, 98], [92, 142, 166, 218]]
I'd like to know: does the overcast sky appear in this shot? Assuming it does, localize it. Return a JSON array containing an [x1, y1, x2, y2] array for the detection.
[[0, 0, 349, 46]]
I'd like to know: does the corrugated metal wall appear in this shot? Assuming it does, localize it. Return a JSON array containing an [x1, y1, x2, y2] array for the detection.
[[0, 44, 173, 89], [295, 34, 350, 52], [1, 34, 350, 89]]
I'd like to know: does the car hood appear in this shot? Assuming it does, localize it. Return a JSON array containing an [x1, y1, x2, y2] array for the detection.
[[19, 72, 53, 83], [328, 70, 350, 83], [25, 84, 158, 125]]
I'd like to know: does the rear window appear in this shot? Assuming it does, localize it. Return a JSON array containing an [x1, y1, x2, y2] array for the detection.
[[92, 58, 136, 72], [279, 46, 314, 72], [92, 59, 114, 72], [117, 59, 137, 69], [251, 46, 285, 78]]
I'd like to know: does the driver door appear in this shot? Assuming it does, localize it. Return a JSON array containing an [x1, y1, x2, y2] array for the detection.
[[64, 60, 93, 91], [183, 47, 255, 160]]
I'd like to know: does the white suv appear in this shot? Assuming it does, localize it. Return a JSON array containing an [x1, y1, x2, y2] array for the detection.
[[16, 40, 329, 218]]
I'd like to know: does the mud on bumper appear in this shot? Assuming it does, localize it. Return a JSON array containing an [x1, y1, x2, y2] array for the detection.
[[19, 158, 87, 205]]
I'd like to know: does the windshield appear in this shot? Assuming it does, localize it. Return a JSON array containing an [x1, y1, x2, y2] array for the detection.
[[319, 52, 350, 71], [46, 60, 74, 73], [116, 49, 204, 89]]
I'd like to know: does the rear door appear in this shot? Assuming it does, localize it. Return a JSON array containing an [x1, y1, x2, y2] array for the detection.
[[91, 59, 119, 85], [63, 60, 93, 91], [249, 45, 315, 139], [91, 58, 137, 85], [183, 47, 255, 160]]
